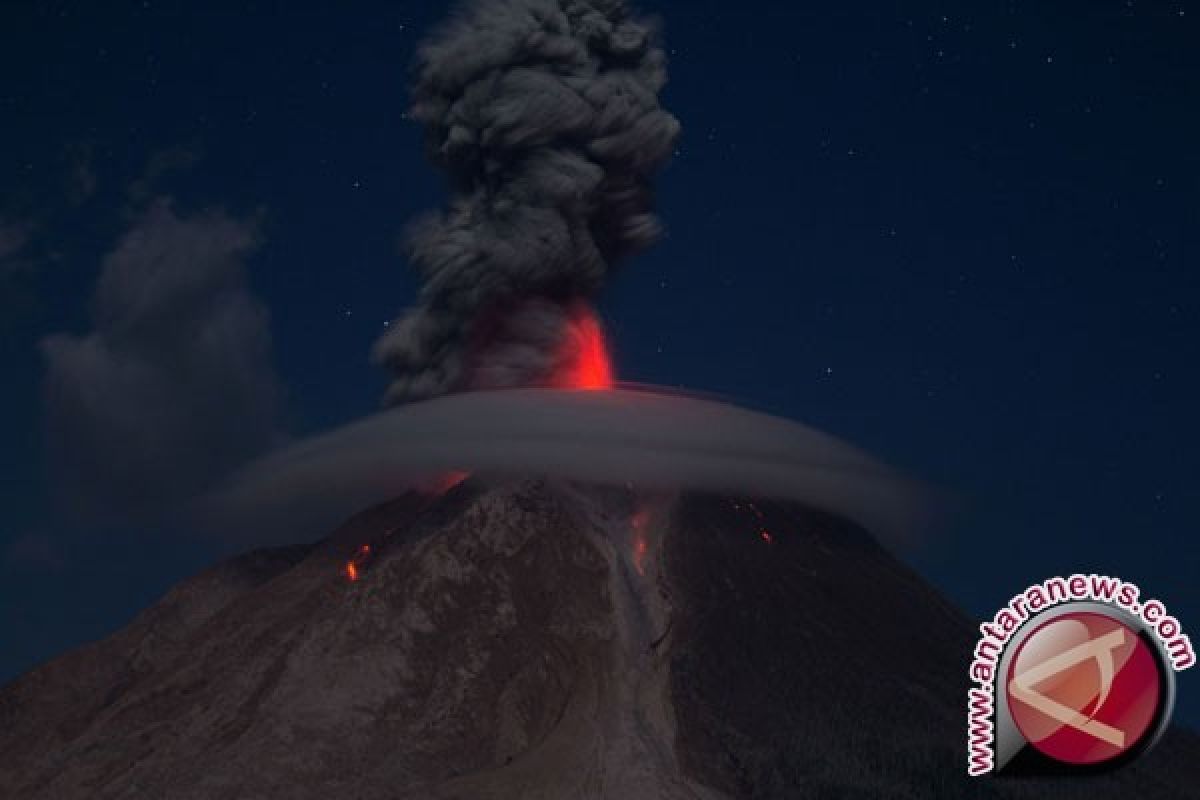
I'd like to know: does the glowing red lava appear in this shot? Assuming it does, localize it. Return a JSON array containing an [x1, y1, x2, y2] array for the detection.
[[631, 508, 650, 575], [552, 303, 613, 390], [342, 470, 469, 582], [344, 543, 372, 583], [433, 470, 470, 494], [732, 501, 773, 545]]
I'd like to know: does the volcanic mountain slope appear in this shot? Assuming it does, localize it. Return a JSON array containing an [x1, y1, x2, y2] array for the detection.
[[0, 479, 1196, 799]]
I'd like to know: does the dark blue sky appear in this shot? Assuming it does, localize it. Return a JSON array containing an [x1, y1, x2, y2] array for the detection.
[[1, 1, 1196, 725]]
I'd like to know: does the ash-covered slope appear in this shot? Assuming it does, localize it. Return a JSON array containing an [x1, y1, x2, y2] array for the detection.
[[0, 479, 1196, 799]]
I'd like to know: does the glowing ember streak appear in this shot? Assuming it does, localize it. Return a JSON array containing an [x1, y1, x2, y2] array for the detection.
[[759, 529, 773, 544], [344, 543, 373, 582], [633, 538, 648, 574], [552, 303, 613, 390], [343, 473, 466, 582], [631, 508, 650, 575], [435, 470, 469, 494]]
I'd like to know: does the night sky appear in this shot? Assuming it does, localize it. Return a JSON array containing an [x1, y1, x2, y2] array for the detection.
[[2, 1, 1196, 727]]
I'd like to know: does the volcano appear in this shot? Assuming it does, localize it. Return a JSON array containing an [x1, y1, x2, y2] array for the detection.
[[1, 479, 1196, 799]]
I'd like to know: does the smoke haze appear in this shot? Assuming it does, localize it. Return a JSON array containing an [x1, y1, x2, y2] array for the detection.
[[41, 199, 283, 523]]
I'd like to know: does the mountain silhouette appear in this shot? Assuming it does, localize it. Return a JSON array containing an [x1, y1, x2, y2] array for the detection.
[[1, 478, 1196, 798]]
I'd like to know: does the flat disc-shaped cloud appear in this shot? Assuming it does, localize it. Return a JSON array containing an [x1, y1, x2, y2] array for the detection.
[[205, 388, 929, 545]]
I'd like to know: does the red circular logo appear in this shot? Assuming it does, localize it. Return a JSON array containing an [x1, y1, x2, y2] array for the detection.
[[1005, 611, 1163, 765]]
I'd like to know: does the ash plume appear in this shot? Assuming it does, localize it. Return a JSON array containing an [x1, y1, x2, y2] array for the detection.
[[373, 0, 679, 403]]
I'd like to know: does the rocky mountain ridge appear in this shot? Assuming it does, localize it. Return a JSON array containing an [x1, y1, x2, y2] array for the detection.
[[1, 478, 1196, 798]]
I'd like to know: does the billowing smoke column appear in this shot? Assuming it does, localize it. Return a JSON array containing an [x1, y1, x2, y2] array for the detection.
[[373, 0, 679, 403]]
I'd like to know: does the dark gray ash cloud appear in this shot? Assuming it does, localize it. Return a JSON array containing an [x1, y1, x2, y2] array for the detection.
[[373, 0, 679, 403], [41, 199, 283, 524]]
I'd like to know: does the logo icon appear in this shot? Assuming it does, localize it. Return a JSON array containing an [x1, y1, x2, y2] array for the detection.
[[1005, 611, 1163, 766], [966, 574, 1192, 776]]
